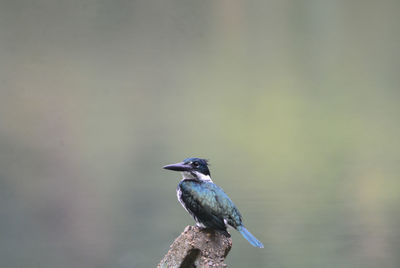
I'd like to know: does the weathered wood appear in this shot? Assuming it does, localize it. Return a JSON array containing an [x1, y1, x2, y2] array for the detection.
[[157, 226, 232, 268]]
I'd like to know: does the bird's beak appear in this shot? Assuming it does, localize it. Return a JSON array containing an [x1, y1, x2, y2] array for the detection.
[[163, 162, 191, 172]]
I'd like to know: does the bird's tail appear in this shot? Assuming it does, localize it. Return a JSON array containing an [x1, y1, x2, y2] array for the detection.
[[238, 226, 264, 248]]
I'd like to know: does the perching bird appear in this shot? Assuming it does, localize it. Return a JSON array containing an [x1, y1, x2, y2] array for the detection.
[[163, 157, 264, 248]]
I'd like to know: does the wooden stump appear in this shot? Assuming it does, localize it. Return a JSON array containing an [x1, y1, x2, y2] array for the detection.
[[157, 226, 232, 268]]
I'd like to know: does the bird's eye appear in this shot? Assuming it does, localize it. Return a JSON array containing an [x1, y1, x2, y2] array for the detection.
[[193, 161, 199, 167]]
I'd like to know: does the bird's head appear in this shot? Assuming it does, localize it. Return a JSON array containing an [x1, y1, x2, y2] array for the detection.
[[163, 157, 211, 181]]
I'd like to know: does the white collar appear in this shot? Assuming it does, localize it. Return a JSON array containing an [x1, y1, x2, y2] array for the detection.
[[182, 171, 213, 182]]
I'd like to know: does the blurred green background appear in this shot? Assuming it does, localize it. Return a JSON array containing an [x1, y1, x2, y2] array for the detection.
[[1, 1, 400, 267]]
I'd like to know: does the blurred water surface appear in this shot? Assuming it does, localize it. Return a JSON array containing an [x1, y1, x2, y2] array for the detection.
[[0, 1, 399, 267]]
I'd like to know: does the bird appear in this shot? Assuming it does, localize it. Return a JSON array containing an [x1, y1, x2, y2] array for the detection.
[[163, 157, 264, 248]]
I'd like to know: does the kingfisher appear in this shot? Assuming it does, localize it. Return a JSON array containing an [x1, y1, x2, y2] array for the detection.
[[163, 157, 264, 248]]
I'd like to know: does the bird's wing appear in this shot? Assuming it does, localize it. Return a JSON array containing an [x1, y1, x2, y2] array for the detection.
[[179, 181, 241, 231]]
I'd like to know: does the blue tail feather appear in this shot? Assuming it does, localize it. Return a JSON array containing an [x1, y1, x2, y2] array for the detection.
[[238, 226, 264, 248]]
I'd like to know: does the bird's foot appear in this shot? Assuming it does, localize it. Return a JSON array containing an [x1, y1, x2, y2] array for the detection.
[[218, 229, 231, 238], [199, 227, 231, 238]]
